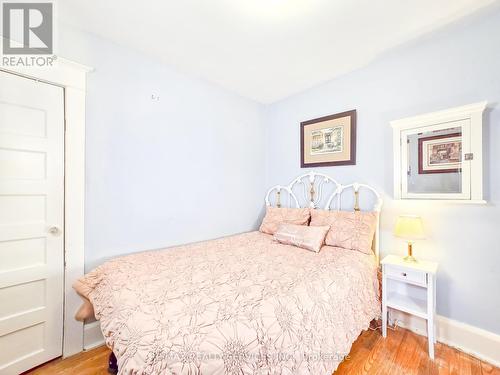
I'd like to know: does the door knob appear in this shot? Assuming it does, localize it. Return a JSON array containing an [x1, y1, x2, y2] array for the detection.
[[48, 226, 60, 235]]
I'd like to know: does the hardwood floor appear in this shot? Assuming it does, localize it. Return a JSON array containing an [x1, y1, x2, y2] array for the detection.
[[28, 328, 499, 375], [335, 329, 499, 375], [25, 345, 110, 375]]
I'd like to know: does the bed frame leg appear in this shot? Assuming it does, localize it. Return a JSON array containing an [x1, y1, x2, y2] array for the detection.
[[108, 352, 118, 374]]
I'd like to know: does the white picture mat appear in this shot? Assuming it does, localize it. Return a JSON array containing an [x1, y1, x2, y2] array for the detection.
[[421, 135, 462, 171]]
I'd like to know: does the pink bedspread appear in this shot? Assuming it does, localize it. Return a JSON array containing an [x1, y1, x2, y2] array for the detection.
[[74, 231, 380, 374]]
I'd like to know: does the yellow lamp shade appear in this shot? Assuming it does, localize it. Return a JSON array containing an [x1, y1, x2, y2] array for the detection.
[[394, 215, 425, 240]]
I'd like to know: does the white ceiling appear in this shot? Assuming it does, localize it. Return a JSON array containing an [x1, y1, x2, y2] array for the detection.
[[59, 0, 496, 103]]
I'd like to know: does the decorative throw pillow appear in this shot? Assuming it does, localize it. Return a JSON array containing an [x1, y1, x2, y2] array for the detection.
[[274, 223, 330, 253], [310, 209, 378, 254], [259, 206, 310, 235]]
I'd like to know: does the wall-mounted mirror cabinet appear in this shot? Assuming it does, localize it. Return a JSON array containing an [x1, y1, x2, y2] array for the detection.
[[392, 102, 487, 202]]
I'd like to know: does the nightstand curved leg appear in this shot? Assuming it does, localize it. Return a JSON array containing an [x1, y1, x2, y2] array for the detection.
[[382, 305, 387, 337], [382, 265, 387, 338], [434, 278, 437, 344], [427, 274, 435, 360], [427, 319, 434, 359]]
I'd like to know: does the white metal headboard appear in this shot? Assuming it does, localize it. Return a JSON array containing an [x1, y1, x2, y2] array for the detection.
[[265, 171, 383, 261]]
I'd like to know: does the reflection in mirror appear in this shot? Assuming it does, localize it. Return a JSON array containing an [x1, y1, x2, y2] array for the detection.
[[406, 127, 462, 194]]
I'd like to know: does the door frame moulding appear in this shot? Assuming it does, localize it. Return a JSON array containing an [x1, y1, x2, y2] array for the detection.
[[1, 57, 92, 357]]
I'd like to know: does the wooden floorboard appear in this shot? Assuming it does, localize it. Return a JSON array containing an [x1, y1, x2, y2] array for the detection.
[[28, 328, 499, 375], [26, 345, 110, 375]]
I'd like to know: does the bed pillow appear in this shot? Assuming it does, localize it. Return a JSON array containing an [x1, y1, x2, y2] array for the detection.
[[273, 223, 330, 253], [310, 209, 378, 254], [259, 206, 310, 235]]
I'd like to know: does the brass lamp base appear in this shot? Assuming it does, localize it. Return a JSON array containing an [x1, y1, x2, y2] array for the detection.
[[403, 242, 417, 263], [403, 255, 418, 263]]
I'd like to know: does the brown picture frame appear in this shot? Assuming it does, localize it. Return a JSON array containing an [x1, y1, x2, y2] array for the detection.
[[418, 132, 462, 174], [300, 110, 356, 168]]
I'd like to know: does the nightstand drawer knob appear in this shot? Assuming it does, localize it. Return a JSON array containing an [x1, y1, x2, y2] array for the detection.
[[385, 266, 427, 286]]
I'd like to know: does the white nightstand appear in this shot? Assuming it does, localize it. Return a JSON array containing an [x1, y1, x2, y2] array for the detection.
[[381, 254, 439, 359]]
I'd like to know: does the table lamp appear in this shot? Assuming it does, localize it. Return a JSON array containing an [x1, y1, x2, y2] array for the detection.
[[394, 215, 425, 262]]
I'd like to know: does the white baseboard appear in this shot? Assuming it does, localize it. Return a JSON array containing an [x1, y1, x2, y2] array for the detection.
[[389, 310, 500, 367], [83, 321, 105, 350]]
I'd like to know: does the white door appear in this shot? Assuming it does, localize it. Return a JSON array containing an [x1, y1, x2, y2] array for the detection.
[[0, 71, 65, 374]]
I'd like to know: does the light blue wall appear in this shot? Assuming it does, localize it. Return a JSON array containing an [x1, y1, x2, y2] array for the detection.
[[58, 8, 500, 335], [264, 9, 500, 334], [58, 25, 266, 271]]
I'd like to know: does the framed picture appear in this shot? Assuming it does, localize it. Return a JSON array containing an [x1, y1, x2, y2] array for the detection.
[[300, 110, 356, 168], [418, 132, 462, 174]]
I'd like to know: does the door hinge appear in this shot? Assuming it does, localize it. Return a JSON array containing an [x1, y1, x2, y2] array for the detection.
[[464, 153, 473, 161]]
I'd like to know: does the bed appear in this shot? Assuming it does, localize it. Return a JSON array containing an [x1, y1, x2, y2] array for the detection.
[[74, 172, 383, 375]]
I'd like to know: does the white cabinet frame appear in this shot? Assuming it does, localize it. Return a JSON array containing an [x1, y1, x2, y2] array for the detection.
[[391, 102, 487, 202]]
